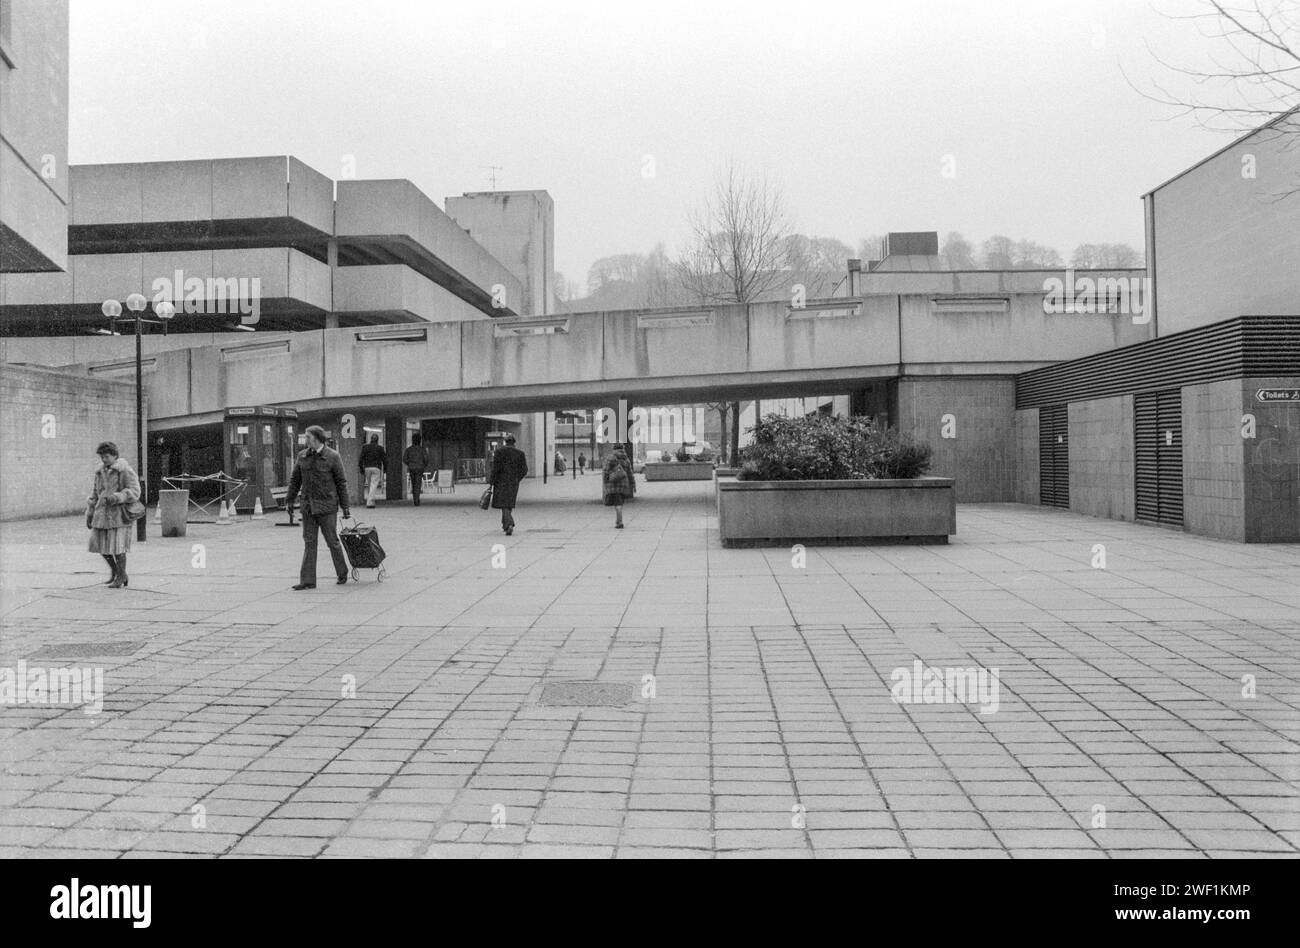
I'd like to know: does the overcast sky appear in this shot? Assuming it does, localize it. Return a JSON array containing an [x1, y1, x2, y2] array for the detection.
[[69, 0, 1248, 292]]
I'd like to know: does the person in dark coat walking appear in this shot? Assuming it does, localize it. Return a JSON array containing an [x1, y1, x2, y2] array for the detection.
[[578, 452, 587, 475], [489, 433, 528, 535], [402, 433, 430, 506], [602, 445, 634, 528], [285, 425, 352, 589], [87, 441, 141, 588], [359, 434, 386, 508]]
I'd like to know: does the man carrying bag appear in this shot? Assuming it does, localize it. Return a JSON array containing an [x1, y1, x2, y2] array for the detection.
[[285, 425, 352, 589]]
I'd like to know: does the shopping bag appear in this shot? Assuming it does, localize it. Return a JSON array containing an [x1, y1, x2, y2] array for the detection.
[[340, 522, 386, 569]]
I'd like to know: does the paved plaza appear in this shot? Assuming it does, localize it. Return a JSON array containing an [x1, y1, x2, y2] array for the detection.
[[1, 476, 1298, 859]]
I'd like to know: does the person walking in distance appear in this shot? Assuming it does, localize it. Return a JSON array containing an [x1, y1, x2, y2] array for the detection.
[[403, 433, 430, 506], [359, 433, 386, 509], [489, 433, 528, 535], [286, 425, 352, 589], [578, 452, 587, 475], [602, 445, 634, 528], [86, 441, 141, 588]]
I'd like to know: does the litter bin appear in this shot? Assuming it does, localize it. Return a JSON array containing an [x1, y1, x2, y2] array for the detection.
[[159, 489, 189, 537]]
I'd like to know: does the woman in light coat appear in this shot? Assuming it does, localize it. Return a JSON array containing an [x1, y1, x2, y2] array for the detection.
[[87, 441, 141, 588]]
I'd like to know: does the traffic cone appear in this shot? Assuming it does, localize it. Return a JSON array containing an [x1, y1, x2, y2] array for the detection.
[[216, 501, 232, 525], [251, 497, 266, 520]]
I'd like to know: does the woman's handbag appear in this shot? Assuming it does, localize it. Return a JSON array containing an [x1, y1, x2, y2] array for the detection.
[[124, 499, 148, 521], [479, 486, 493, 510]]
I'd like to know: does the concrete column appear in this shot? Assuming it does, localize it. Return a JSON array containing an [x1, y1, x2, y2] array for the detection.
[[324, 412, 363, 506], [326, 239, 340, 330], [385, 416, 405, 499]]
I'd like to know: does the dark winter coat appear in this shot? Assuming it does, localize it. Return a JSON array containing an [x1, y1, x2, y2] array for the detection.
[[602, 452, 635, 502], [87, 458, 141, 530], [489, 445, 528, 509], [286, 445, 351, 517], [402, 444, 430, 472]]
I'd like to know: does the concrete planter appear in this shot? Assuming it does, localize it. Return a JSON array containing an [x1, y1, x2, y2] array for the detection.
[[717, 475, 956, 547], [644, 461, 715, 482]]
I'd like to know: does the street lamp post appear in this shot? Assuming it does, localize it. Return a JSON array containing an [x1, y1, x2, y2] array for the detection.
[[102, 294, 175, 541]]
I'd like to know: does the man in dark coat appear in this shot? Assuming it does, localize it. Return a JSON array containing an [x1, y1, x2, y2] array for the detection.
[[286, 425, 352, 589], [402, 434, 430, 506], [359, 434, 387, 508], [489, 433, 528, 535]]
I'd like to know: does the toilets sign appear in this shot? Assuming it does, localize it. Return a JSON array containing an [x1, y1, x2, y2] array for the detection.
[[1255, 389, 1300, 403]]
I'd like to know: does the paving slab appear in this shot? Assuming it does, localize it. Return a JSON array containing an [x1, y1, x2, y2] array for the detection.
[[2, 479, 1298, 857]]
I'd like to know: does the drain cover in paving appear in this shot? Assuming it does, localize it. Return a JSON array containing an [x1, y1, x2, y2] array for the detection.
[[27, 641, 146, 659], [538, 681, 634, 707]]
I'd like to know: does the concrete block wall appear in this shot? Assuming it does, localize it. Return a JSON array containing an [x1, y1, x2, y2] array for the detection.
[[1012, 408, 1039, 505], [1, 363, 139, 519], [1068, 394, 1134, 521], [896, 377, 1017, 502], [1182, 379, 1247, 541], [1242, 376, 1300, 542]]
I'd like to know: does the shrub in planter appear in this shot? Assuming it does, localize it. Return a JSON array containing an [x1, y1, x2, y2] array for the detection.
[[736, 414, 932, 481], [675, 447, 691, 462]]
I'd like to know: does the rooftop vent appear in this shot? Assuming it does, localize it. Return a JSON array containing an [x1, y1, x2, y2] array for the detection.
[[883, 232, 940, 258]]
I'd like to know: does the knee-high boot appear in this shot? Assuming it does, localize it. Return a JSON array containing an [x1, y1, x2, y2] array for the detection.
[[102, 554, 118, 584], [109, 553, 128, 588]]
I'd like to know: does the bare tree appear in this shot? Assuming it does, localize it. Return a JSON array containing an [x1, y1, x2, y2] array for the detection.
[[1131, 0, 1299, 194], [553, 271, 581, 311], [940, 231, 976, 269], [857, 234, 886, 265], [980, 235, 1016, 269], [676, 162, 792, 304], [1013, 239, 1064, 269], [677, 164, 791, 464], [704, 401, 730, 465], [782, 233, 854, 297], [642, 243, 677, 308]]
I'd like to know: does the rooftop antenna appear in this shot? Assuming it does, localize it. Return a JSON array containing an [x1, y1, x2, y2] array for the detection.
[[480, 165, 503, 189]]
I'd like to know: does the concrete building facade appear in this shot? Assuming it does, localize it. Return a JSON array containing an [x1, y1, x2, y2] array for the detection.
[[1014, 316, 1300, 541], [446, 190, 555, 318], [0, 0, 69, 273], [0, 151, 558, 510], [1143, 109, 1300, 335]]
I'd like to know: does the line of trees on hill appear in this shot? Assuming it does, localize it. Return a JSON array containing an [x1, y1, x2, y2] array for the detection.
[[558, 230, 1143, 312]]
